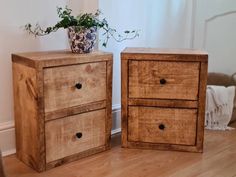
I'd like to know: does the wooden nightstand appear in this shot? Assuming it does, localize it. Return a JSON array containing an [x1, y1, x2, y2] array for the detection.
[[12, 50, 113, 172], [121, 48, 208, 152]]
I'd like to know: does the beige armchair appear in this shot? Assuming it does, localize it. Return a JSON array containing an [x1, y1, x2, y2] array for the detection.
[[207, 72, 236, 123]]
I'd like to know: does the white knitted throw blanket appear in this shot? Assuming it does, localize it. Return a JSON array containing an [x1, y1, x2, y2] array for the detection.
[[205, 85, 235, 130]]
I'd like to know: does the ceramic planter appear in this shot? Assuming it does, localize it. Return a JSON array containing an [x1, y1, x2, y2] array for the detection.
[[68, 26, 97, 53]]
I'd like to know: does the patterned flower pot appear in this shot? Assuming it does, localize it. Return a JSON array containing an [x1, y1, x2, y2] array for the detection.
[[68, 26, 97, 53]]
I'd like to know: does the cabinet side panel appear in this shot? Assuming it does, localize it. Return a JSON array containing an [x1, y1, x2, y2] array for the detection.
[[121, 59, 128, 147], [12, 62, 44, 171], [105, 59, 113, 148], [196, 60, 208, 152]]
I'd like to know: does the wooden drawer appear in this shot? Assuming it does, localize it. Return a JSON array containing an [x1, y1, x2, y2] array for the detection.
[[128, 60, 200, 100], [45, 109, 106, 163], [44, 62, 106, 113], [128, 106, 197, 146]]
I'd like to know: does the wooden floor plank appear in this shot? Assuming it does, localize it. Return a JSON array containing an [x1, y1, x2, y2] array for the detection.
[[3, 122, 236, 177]]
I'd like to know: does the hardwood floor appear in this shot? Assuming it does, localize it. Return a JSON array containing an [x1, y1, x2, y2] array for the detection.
[[3, 122, 236, 177]]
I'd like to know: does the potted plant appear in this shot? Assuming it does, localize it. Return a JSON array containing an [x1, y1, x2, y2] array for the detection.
[[25, 7, 139, 53]]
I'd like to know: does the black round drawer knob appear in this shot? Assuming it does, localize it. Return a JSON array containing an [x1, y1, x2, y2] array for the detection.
[[75, 83, 82, 89], [75, 132, 83, 139], [159, 124, 165, 130], [160, 78, 166, 85]]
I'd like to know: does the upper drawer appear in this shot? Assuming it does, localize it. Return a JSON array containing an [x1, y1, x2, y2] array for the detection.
[[128, 60, 200, 100], [44, 62, 106, 113]]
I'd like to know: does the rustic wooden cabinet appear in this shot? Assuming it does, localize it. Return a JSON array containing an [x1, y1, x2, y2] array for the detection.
[[121, 48, 208, 152], [12, 50, 113, 172]]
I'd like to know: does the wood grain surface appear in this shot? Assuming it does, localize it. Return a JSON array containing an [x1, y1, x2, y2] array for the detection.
[[4, 124, 236, 177], [12, 50, 113, 171], [128, 99, 198, 108], [43, 62, 106, 114], [45, 109, 106, 163], [44, 100, 106, 121], [121, 47, 208, 62], [128, 106, 197, 145], [12, 63, 45, 171], [121, 48, 208, 152], [12, 50, 113, 68], [105, 60, 113, 148], [122, 47, 208, 55], [121, 59, 128, 148], [129, 60, 200, 100], [196, 61, 208, 151]]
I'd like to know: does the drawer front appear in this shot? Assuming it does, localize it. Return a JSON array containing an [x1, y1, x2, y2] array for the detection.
[[129, 60, 200, 100], [45, 109, 106, 163], [44, 62, 106, 113], [128, 106, 197, 145]]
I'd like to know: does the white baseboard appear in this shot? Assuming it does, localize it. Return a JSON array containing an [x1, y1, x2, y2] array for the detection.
[[111, 104, 121, 134], [0, 121, 16, 156], [0, 121, 14, 131], [2, 149, 16, 157], [112, 104, 121, 111], [111, 128, 121, 135], [0, 104, 121, 157]]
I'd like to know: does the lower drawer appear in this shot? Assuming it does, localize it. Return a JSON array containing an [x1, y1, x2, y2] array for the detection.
[[45, 109, 106, 163], [128, 106, 197, 146]]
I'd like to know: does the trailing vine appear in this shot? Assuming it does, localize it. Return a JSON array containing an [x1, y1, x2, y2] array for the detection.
[[25, 7, 139, 47]]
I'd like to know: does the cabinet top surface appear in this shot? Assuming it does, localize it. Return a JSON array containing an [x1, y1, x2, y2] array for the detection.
[[12, 50, 113, 68], [122, 48, 208, 62], [122, 47, 208, 55]]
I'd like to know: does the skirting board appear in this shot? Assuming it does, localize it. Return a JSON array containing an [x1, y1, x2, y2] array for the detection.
[[0, 121, 16, 156], [111, 104, 121, 134], [0, 104, 121, 157]]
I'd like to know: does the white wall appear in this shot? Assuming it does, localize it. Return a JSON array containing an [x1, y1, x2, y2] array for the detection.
[[68, 0, 98, 14], [98, 0, 194, 130], [0, 0, 68, 155], [0, 0, 99, 155], [193, 0, 236, 75], [0, 0, 68, 125]]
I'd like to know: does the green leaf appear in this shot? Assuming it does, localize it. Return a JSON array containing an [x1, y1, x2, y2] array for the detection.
[[24, 6, 139, 46], [45, 27, 52, 33]]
